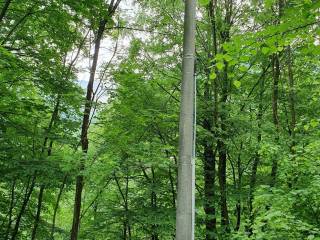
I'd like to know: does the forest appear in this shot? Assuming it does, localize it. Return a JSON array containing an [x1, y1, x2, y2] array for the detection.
[[0, 0, 320, 239]]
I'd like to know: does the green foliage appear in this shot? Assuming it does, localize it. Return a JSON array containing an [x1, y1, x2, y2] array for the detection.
[[0, 0, 320, 239]]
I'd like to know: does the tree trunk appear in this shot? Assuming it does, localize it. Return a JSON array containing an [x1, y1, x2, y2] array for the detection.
[[168, 166, 176, 208], [218, 61, 230, 233], [11, 176, 36, 240], [31, 96, 60, 239], [217, 137, 230, 232], [215, 0, 232, 233], [286, 45, 296, 187], [69, 2, 122, 236], [176, 0, 196, 239], [203, 143, 217, 239], [202, 2, 218, 237], [31, 185, 45, 240], [151, 167, 159, 240], [270, 53, 280, 187], [51, 175, 68, 239], [114, 170, 131, 240], [70, 19, 106, 240], [287, 45, 296, 148], [5, 180, 16, 240], [270, 0, 284, 187], [247, 74, 265, 236], [233, 143, 243, 232]]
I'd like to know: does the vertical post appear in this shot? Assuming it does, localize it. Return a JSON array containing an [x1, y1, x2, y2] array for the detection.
[[176, 0, 196, 239]]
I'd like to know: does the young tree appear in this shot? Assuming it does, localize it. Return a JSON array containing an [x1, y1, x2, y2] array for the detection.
[[70, 1, 121, 239]]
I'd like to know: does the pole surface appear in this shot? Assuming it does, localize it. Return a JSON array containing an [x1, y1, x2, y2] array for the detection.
[[176, 0, 196, 239]]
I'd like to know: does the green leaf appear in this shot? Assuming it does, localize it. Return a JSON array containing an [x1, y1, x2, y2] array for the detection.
[[277, 46, 284, 52], [215, 54, 224, 61], [210, 72, 217, 80], [233, 80, 241, 89], [216, 62, 224, 70], [310, 119, 318, 128], [199, 0, 210, 6], [229, 60, 237, 66], [240, 55, 250, 62], [239, 65, 248, 72], [262, 47, 270, 55], [224, 54, 233, 62]]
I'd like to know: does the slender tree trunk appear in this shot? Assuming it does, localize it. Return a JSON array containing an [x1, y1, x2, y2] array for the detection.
[[168, 166, 176, 208], [217, 137, 229, 232], [5, 180, 16, 240], [51, 174, 68, 239], [270, 53, 280, 187], [235, 145, 243, 232], [270, 0, 284, 187], [247, 75, 264, 236], [114, 169, 131, 240], [151, 167, 159, 240], [123, 221, 127, 240], [287, 45, 296, 187], [202, 80, 217, 239], [31, 142, 55, 240], [11, 176, 36, 240], [31, 92, 60, 238], [216, 0, 232, 233], [202, 2, 218, 237], [31, 185, 45, 240], [11, 94, 60, 239], [125, 167, 131, 240], [70, 20, 106, 240], [70, 2, 122, 236], [0, 0, 11, 24], [287, 46, 296, 148], [217, 60, 230, 232], [203, 142, 217, 239], [176, 0, 196, 239]]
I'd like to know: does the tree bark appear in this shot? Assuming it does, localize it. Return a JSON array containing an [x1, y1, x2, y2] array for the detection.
[[203, 142, 217, 239], [270, 0, 284, 187], [168, 166, 176, 208], [51, 174, 68, 239], [218, 60, 230, 233], [31, 95, 60, 239], [287, 46, 296, 145], [287, 45, 296, 188], [70, 19, 106, 240], [215, 0, 232, 233], [114, 170, 131, 240], [270, 53, 280, 187], [235, 144, 243, 232], [201, 2, 218, 238], [70, 2, 121, 237], [151, 167, 159, 240], [31, 185, 45, 240], [217, 137, 229, 232], [11, 176, 36, 240], [5, 180, 16, 240], [247, 74, 265, 236]]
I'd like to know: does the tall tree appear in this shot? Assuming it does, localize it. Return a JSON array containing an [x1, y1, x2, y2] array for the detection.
[[70, 1, 121, 239]]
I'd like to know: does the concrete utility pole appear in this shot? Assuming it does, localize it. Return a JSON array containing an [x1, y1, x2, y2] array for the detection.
[[176, 0, 196, 239]]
